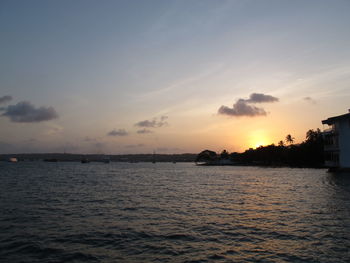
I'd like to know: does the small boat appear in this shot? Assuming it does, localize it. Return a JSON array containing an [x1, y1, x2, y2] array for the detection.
[[8, 157, 18, 163], [81, 158, 90, 163], [152, 151, 156, 164]]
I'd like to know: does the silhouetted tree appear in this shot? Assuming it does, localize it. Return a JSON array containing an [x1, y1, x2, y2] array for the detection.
[[285, 134, 295, 145], [306, 128, 322, 143], [195, 150, 217, 164], [197, 128, 324, 167]]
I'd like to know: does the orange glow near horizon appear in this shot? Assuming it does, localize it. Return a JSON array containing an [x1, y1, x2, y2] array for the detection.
[[248, 130, 272, 149]]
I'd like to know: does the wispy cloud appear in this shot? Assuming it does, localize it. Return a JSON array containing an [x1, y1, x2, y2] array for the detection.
[[218, 93, 278, 117], [84, 136, 98, 142], [135, 116, 168, 128], [137, 128, 153, 134], [1, 101, 58, 122], [304, 96, 317, 104], [107, 129, 128, 136], [44, 124, 64, 136], [0, 95, 12, 104]]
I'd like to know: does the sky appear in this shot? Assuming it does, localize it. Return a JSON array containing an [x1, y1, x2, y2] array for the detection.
[[1, 0, 350, 154]]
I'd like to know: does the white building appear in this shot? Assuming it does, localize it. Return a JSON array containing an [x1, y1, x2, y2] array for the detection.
[[322, 110, 350, 169]]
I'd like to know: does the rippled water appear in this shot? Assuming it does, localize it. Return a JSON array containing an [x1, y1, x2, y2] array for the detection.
[[1, 162, 350, 262]]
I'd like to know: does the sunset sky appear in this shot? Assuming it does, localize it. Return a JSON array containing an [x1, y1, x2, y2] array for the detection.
[[1, 0, 350, 154]]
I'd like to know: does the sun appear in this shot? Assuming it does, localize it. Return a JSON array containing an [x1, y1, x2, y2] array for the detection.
[[254, 141, 267, 148], [248, 130, 271, 149]]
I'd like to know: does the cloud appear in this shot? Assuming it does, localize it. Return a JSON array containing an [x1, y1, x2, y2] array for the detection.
[[137, 128, 153, 134], [44, 124, 64, 135], [245, 93, 279, 103], [135, 116, 168, 128], [107, 129, 128, 136], [135, 119, 156, 127], [1, 101, 58, 122], [304, 96, 317, 104], [218, 93, 278, 117], [160, 115, 168, 121], [218, 99, 267, 117], [0, 95, 12, 104], [84, 136, 97, 142]]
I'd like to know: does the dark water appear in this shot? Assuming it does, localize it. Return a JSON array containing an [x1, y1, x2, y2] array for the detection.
[[1, 162, 350, 262]]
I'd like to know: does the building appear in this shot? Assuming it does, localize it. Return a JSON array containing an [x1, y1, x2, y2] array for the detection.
[[322, 110, 350, 169]]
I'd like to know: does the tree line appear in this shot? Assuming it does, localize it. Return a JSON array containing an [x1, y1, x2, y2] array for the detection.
[[196, 129, 324, 167]]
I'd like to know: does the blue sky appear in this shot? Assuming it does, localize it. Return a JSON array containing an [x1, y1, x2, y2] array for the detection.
[[1, 0, 350, 154]]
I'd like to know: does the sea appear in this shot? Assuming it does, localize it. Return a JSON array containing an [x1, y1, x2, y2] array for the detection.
[[1, 162, 350, 262]]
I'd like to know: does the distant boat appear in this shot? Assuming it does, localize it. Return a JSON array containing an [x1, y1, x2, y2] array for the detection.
[[81, 158, 90, 163], [152, 151, 156, 164], [8, 157, 18, 163]]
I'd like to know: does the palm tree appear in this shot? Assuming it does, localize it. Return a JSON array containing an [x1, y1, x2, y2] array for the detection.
[[285, 134, 295, 145], [278, 140, 285, 147], [306, 128, 321, 143]]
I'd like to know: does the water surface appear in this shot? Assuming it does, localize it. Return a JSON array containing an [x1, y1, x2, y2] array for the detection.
[[1, 162, 350, 262]]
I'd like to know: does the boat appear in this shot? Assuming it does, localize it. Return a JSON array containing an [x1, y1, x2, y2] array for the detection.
[[8, 157, 18, 163], [81, 158, 90, 163], [152, 151, 156, 164]]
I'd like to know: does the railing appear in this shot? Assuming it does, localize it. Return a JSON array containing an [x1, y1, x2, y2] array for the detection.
[[323, 128, 338, 134], [324, 144, 339, 151], [325, 160, 339, 167]]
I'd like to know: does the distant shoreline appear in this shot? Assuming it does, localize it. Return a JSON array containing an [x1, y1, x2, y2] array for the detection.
[[0, 153, 197, 163], [0, 153, 330, 169]]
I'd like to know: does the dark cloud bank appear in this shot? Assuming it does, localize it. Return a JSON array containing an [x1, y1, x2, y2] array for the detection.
[[1, 101, 58, 122], [218, 93, 279, 117], [107, 129, 128, 136]]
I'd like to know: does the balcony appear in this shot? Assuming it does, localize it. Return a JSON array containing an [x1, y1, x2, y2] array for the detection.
[[324, 144, 339, 151], [325, 160, 339, 167], [323, 130, 339, 151]]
